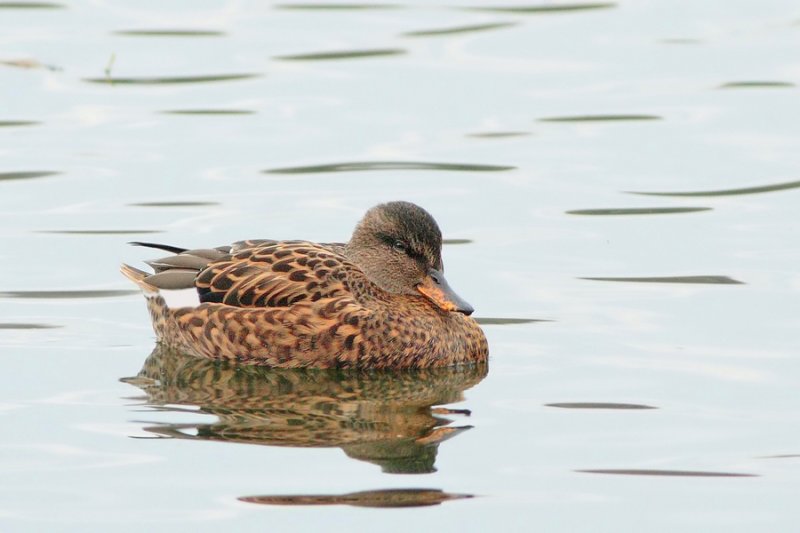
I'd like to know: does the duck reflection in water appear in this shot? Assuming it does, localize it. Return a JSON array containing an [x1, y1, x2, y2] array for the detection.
[[122, 345, 487, 474]]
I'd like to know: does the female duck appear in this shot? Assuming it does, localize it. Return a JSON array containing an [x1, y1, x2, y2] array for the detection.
[[121, 201, 488, 368]]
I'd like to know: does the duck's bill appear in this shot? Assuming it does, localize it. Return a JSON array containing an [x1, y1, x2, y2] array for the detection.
[[417, 268, 475, 316]]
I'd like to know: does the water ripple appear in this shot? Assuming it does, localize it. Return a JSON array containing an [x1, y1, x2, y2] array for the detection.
[[265, 161, 515, 174], [403, 22, 517, 37], [275, 3, 403, 10], [0, 120, 39, 127], [83, 73, 261, 85], [468, 131, 531, 138], [0, 2, 64, 8], [577, 469, 757, 477], [274, 49, 406, 61], [37, 230, 163, 235], [0, 171, 59, 181], [475, 318, 549, 325], [540, 114, 662, 122], [161, 109, 255, 115], [0, 290, 138, 299], [567, 207, 711, 216], [0, 323, 61, 330], [114, 29, 225, 37], [580, 275, 744, 285], [547, 402, 656, 409], [128, 201, 220, 207], [0, 58, 60, 70], [719, 81, 795, 89], [627, 179, 800, 197], [464, 3, 616, 14]]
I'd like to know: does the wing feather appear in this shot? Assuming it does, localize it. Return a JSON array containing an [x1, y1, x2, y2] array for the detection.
[[196, 241, 353, 309], [133, 240, 360, 310]]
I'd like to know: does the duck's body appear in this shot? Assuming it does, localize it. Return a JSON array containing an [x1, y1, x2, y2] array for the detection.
[[122, 202, 488, 368]]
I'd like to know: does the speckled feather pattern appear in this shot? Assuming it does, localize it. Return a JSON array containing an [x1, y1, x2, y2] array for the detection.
[[129, 238, 488, 368]]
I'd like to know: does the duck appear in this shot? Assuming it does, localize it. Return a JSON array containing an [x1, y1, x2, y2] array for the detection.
[[121, 201, 488, 368]]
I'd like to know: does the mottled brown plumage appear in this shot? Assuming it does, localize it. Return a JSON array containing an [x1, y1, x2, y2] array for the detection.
[[121, 201, 488, 368]]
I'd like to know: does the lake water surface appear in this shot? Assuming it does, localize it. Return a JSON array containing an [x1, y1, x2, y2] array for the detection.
[[2, 1, 799, 531]]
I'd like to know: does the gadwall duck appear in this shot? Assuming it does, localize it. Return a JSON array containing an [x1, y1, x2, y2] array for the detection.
[[121, 201, 488, 368]]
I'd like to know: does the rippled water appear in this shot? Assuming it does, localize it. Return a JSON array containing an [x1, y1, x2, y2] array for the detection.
[[2, 1, 799, 531]]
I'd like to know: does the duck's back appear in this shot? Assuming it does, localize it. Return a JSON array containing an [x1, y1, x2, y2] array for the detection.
[[194, 240, 364, 307]]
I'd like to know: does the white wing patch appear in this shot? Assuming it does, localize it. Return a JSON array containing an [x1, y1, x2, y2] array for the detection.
[[158, 288, 201, 309]]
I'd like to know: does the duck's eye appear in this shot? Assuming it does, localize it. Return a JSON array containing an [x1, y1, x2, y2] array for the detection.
[[392, 240, 408, 253]]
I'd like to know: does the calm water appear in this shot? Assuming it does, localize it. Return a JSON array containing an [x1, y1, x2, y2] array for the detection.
[[2, 1, 800, 531]]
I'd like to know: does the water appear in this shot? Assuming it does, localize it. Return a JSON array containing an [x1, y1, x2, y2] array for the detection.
[[2, 0, 799, 530]]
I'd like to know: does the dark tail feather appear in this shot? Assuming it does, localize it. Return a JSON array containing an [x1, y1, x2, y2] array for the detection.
[[128, 241, 188, 255]]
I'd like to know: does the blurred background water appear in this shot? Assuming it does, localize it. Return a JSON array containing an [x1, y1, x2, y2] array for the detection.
[[2, 0, 799, 531]]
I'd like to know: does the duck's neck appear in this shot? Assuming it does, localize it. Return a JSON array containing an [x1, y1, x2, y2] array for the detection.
[[344, 242, 403, 295]]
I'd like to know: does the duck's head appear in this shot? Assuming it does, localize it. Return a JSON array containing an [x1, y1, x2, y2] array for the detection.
[[346, 201, 474, 316]]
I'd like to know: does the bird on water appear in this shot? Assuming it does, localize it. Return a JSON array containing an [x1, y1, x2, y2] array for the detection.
[[121, 201, 488, 368]]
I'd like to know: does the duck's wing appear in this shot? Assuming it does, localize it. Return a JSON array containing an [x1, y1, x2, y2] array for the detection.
[[230, 239, 347, 255], [131, 240, 359, 309], [197, 241, 356, 307]]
